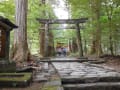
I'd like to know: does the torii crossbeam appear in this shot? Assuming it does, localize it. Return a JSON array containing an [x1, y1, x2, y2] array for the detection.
[[36, 18, 88, 24]]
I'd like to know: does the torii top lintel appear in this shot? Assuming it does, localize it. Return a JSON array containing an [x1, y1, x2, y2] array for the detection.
[[36, 18, 88, 24]]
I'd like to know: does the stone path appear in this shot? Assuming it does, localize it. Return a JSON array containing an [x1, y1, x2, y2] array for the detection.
[[53, 62, 120, 78], [2, 57, 120, 90], [1, 61, 63, 90], [51, 57, 120, 90]]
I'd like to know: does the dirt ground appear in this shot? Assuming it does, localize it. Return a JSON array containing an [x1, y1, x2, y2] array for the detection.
[[99, 55, 120, 72]]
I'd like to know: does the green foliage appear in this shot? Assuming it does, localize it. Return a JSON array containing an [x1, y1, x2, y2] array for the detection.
[[27, 0, 57, 53], [0, 0, 15, 20], [1, 0, 120, 55], [0, 0, 57, 54], [67, 0, 120, 55]]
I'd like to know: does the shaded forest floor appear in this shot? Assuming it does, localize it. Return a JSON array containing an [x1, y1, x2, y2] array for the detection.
[[87, 54, 120, 72], [99, 55, 120, 72]]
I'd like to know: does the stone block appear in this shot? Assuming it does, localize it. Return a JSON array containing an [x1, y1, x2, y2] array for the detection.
[[0, 61, 16, 72]]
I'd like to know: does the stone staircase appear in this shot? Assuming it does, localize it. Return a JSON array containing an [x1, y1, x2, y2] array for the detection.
[[51, 57, 120, 90]]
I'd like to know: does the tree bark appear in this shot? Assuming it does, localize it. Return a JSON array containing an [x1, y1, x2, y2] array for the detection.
[[44, 23, 49, 57], [104, 0, 114, 55], [68, 39, 72, 52], [90, 0, 102, 56], [48, 31, 55, 56], [72, 38, 78, 53], [10, 0, 29, 62], [108, 17, 114, 55], [84, 39, 87, 55], [39, 0, 46, 57], [39, 29, 45, 57]]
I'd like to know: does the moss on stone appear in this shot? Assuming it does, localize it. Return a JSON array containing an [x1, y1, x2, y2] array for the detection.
[[42, 86, 58, 90], [0, 73, 32, 82]]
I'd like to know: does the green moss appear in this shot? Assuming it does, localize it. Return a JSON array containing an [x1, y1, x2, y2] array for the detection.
[[42, 86, 58, 90], [0, 73, 32, 82]]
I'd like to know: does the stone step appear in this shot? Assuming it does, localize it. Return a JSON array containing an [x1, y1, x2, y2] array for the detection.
[[45, 80, 62, 86], [0, 73, 32, 87], [77, 57, 88, 59], [33, 77, 48, 82], [63, 82, 120, 90], [62, 76, 120, 84], [88, 60, 105, 64], [38, 59, 99, 63]]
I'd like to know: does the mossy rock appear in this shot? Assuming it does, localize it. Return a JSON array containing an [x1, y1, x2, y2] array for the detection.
[[42, 86, 58, 90], [0, 73, 32, 87], [0, 61, 16, 72]]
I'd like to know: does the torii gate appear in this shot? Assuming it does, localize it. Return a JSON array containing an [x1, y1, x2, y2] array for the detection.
[[37, 18, 88, 57]]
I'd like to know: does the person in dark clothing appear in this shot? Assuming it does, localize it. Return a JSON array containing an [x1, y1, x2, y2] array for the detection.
[[62, 47, 66, 56]]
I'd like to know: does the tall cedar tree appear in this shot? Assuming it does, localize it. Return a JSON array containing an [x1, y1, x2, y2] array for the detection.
[[11, 0, 29, 62]]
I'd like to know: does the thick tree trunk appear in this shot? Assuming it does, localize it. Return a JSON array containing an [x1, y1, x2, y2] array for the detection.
[[72, 38, 78, 53], [108, 18, 114, 55], [10, 0, 29, 62], [48, 31, 55, 56], [90, 0, 102, 56], [44, 23, 49, 57], [39, 0, 46, 57], [39, 27, 45, 57], [104, 0, 114, 55]]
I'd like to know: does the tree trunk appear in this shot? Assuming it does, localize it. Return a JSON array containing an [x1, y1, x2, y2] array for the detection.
[[10, 0, 29, 62], [90, 0, 102, 56], [84, 39, 87, 55], [108, 18, 114, 55], [39, 27, 45, 57], [39, 0, 46, 57], [48, 31, 55, 56], [68, 39, 72, 52], [44, 23, 49, 57], [104, 0, 114, 55], [72, 38, 78, 53]]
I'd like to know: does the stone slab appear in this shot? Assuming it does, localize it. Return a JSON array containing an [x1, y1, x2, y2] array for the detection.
[[63, 82, 120, 90], [52, 58, 120, 90]]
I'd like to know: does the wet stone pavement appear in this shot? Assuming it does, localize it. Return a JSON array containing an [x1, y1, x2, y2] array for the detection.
[[51, 57, 120, 90]]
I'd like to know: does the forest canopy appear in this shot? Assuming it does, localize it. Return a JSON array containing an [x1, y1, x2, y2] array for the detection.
[[0, 0, 120, 60]]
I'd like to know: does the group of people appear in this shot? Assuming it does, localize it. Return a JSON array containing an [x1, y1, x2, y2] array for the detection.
[[56, 47, 67, 56]]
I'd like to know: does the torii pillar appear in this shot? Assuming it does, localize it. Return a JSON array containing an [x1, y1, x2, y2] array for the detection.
[[44, 23, 49, 57], [76, 23, 83, 57]]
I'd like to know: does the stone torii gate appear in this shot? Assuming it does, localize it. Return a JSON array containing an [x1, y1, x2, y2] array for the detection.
[[37, 18, 88, 57]]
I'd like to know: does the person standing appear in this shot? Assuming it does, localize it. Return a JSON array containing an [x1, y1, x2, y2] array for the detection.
[[56, 47, 62, 56], [62, 47, 67, 56]]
